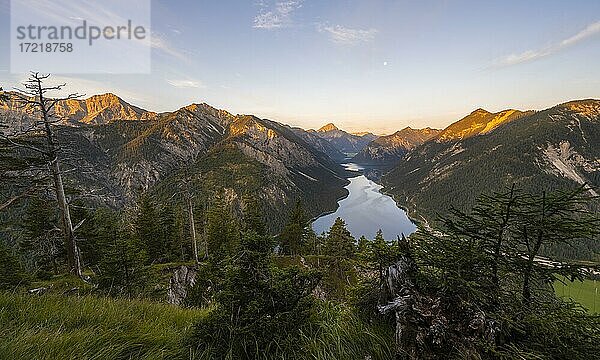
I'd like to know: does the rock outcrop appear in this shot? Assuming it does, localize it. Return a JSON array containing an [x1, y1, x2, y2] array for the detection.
[[168, 265, 198, 305]]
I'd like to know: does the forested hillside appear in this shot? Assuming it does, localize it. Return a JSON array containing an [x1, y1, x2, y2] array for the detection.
[[383, 100, 600, 259], [0, 91, 349, 234], [1, 81, 599, 360]]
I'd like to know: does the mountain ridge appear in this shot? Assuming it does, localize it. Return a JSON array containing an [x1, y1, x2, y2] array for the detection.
[[382, 99, 600, 237], [353, 127, 441, 165], [0, 93, 349, 232], [435, 108, 534, 142], [312, 122, 377, 154]]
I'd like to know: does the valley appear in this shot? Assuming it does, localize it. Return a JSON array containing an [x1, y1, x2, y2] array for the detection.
[[2, 2, 599, 358], [1, 84, 599, 360], [312, 163, 416, 240]]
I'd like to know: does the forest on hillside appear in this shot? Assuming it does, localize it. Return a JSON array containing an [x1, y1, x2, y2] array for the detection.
[[2, 77, 600, 359]]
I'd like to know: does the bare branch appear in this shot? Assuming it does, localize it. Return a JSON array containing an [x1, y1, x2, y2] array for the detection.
[[0, 186, 38, 212]]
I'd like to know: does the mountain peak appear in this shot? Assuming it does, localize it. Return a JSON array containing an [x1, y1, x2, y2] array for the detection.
[[49, 92, 156, 125], [437, 108, 529, 142], [88, 93, 122, 101], [471, 108, 490, 115], [318, 123, 340, 132]]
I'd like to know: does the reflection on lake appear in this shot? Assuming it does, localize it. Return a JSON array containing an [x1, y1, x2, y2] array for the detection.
[[312, 165, 417, 240]]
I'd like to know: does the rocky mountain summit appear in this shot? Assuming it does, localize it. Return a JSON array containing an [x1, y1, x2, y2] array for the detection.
[[0, 93, 348, 232], [436, 108, 534, 142], [312, 123, 377, 154], [383, 99, 600, 225], [353, 127, 441, 165]]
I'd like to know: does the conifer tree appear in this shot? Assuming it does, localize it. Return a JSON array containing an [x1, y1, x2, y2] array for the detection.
[[398, 185, 600, 358], [323, 218, 356, 296], [357, 235, 369, 254], [20, 196, 63, 275], [191, 229, 320, 358], [324, 217, 355, 259], [303, 229, 324, 255], [242, 195, 266, 236], [135, 196, 163, 264], [370, 229, 390, 283], [1, 74, 84, 275], [158, 204, 179, 261], [280, 200, 308, 255], [205, 196, 240, 262], [98, 226, 147, 297]]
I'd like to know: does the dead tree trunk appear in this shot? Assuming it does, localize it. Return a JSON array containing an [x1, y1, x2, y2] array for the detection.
[[188, 196, 199, 264], [378, 237, 422, 359], [8, 73, 83, 276]]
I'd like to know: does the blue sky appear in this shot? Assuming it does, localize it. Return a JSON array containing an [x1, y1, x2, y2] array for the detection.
[[1, 0, 599, 133]]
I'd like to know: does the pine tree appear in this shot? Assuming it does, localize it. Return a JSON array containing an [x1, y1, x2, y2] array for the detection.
[[242, 195, 266, 236], [303, 229, 324, 255], [399, 186, 600, 358], [324, 217, 355, 259], [98, 226, 147, 297], [370, 229, 390, 283], [205, 197, 240, 262], [323, 218, 356, 297], [1, 74, 84, 275], [135, 196, 163, 264], [191, 229, 320, 358], [357, 235, 369, 254], [20, 196, 63, 276], [280, 200, 308, 255], [158, 204, 179, 261]]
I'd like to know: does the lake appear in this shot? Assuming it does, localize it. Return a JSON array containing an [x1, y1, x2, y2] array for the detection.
[[312, 163, 417, 240]]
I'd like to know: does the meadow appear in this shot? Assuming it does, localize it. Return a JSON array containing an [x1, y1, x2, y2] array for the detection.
[[555, 278, 599, 314]]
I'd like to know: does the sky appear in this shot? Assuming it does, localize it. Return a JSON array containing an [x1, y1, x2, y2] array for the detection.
[[0, 0, 599, 134]]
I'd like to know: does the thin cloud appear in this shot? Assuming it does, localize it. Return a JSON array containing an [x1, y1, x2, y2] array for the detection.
[[151, 33, 190, 62], [494, 21, 600, 67], [318, 24, 378, 45], [253, 0, 303, 29], [166, 79, 204, 89], [15, 1, 188, 62]]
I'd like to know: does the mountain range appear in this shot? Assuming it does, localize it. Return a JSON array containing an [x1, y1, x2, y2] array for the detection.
[[310, 123, 377, 155], [2, 92, 599, 242], [383, 100, 600, 236], [0, 94, 349, 232], [353, 127, 441, 165]]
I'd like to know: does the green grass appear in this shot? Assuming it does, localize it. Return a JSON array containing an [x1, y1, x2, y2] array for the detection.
[[299, 303, 394, 360], [554, 278, 600, 314], [0, 291, 394, 360], [0, 292, 208, 360]]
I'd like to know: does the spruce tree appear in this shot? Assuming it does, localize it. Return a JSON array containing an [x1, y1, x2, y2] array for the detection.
[[21, 196, 63, 275], [399, 185, 600, 358], [357, 235, 369, 254], [158, 204, 179, 261], [324, 217, 355, 259], [280, 200, 308, 255], [191, 229, 320, 358], [98, 226, 147, 297], [135, 196, 163, 264], [205, 197, 240, 262], [323, 218, 356, 297]]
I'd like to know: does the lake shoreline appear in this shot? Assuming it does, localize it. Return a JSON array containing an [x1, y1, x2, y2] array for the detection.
[[312, 163, 417, 239]]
